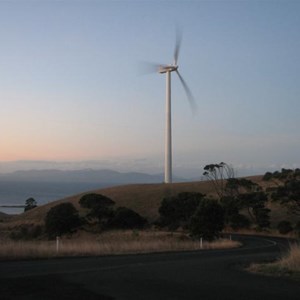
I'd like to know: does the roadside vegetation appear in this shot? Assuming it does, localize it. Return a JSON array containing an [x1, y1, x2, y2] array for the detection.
[[0, 230, 240, 260], [248, 243, 300, 281], [0, 164, 299, 261]]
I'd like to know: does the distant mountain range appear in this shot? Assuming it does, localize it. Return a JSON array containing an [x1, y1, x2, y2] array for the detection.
[[0, 169, 186, 185]]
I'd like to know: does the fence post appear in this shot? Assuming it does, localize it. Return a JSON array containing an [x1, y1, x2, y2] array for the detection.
[[200, 237, 203, 249], [56, 236, 60, 254]]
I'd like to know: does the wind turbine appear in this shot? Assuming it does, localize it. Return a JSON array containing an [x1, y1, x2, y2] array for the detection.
[[143, 32, 196, 184], [160, 32, 196, 183]]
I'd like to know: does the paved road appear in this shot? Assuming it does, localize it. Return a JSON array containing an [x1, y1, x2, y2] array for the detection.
[[0, 235, 299, 300]]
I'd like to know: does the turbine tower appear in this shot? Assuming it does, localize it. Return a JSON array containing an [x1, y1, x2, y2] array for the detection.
[[157, 32, 196, 183]]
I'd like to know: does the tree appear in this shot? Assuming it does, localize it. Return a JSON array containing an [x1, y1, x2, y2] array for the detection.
[[189, 199, 225, 241], [79, 193, 115, 227], [158, 192, 205, 230], [79, 193, 115, 209], [229, 213, 250, 230], [237, 192, 270, 229], [203, 162, 235, 199], [45, 203, 81, 238], [24, 197, 37, 212], [271, 178, 300, 215], [109, 207, 147, 229], [225, 178, 261, 197]]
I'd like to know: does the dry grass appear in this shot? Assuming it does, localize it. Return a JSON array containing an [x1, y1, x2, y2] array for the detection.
[[0, 176, 267, 228], [0, 230, 240, 260], [248, 243, 300, 280], [276, 243, 300, 272], [1, 181, 217, 228]]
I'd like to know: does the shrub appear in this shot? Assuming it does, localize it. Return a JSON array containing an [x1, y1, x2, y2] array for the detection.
[[79, 193, 115, 227], [109, 207, 147, 229], [263, 172, 273, 181], [79, 193, 115, 209], [9, 224, 43, 240], [230, 214, 250, 230], [158, 192, 205, 229], [189, 199, 225, 241], [277, 220, 293, 235], [45, 203, 81, 238]]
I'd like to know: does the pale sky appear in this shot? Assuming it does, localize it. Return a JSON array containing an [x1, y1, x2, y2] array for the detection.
[[0, 0, 299, 177]]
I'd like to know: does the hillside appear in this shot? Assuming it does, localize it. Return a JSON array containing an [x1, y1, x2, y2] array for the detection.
[[2, 181, 216, 227], [1, 175, 295, 229]]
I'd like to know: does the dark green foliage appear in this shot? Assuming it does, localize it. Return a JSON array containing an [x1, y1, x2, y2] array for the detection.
[[109, 207, 147, 229], [263, 168, 299, 181], [220, 196, 239, 223], [263, 172, 273, 181], [159, 192, 205, 230], [9, 224, 43, 240], [229, 214, 250, 230], [189, 199, 225, 241], [271, 178, 300, 215], [253, 204, 271, 229], [24, 197, 37, 212], [79, 193, 115, 226], [277, 220, 293, 234], [203, 162, 235, 199], [79, 193, 115, 209], [45, 203, 81, 238], [237, 192, 270, 229], [225, 178, 261, 196]]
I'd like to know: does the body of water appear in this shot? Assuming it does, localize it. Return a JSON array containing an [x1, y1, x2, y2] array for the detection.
[[0, 181, 110, 214]]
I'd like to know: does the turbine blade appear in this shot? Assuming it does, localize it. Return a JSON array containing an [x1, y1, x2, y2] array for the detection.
[[138, 61, 162, 75], [176, 70, 197, 112], [173, 29, 182, 65]]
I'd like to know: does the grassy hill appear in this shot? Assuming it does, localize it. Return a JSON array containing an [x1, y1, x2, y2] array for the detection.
[[0, 175, 296, 230]]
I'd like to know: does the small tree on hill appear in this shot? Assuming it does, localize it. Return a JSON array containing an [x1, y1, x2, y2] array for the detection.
[[24, 197, 37, 212], [203, 162, 235, 199], [45, 203, 81, 238], [189, 199, 225, 241]]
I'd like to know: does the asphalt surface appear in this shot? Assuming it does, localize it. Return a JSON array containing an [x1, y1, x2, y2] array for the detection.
[[0, 235, 299, 300]]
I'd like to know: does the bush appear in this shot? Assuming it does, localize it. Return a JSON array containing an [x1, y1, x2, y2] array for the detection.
[[230, 214, 250, 230], [79, 193, 115, 209], [189, 199, 225, 241], [277, 220, 293, 235], [109, 207, 147, 229], [45, 203, 81, 238], [79, 193, 115, 227], [9, 224, 43, 240], [263, 172, 273, 181], [158, 192, 205, 229]]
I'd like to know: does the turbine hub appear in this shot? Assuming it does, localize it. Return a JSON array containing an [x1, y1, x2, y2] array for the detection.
[[159, 65, 178, 74]]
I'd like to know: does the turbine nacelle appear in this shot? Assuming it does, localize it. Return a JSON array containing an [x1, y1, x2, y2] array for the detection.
[[158, 65, 178, 74]]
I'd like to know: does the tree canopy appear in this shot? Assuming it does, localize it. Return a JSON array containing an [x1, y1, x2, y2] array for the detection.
[[45, 203, 81, 238]]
